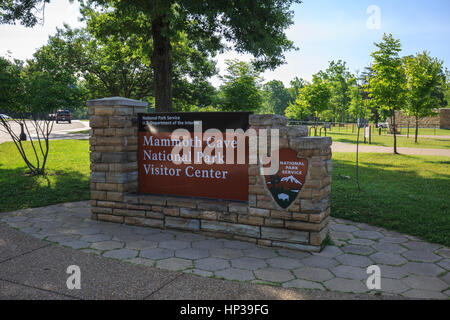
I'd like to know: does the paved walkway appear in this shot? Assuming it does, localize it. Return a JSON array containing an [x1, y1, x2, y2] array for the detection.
[[1, 202, 448, 299], [36, 132, 90, 141], [332, 141, 450, 157], [1, 222, 388, 301]]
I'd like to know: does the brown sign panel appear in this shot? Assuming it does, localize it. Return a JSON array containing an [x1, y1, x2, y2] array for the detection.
[[264, 149, 308, 209], [138, 113, 251, 201]]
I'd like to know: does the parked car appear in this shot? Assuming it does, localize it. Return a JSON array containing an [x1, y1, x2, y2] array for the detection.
[[377, 122, 389, 128], [56, 110, 71, 124], [47, 113, 56, 121], [0, 114, 11, 120]]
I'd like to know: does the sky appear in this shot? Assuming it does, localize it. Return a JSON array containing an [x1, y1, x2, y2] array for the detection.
[[0, 0, 449, 88]]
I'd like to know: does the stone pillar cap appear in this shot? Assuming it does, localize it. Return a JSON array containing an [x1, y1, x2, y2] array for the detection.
[[86, 96, 148, 107]]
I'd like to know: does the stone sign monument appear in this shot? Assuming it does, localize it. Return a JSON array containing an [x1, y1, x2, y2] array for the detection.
[[88, 97, 332, 252]]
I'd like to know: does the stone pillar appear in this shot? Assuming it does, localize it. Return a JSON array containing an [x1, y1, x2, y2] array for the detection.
[[290, 135, 332, 249], [88, 97, 147, 222]]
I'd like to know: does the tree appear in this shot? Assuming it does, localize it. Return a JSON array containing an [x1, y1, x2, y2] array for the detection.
[[369, 33, 406, 154], [1, 0, 85, 175], [0, 51, 83, 175], [321, 60, 353, 123], [404, 52, 446, 142], [0, 0, 50, 26], [25, 45, 85, 114], [306, 75, 332, 130], [80, 6, 218, 108], [0, 56, 23, 115], [261, 80, 291, 115], [284, 89, 311, 120], [87, 0, 301, 112], [285, 74, 331, 134], [353, 84, 363, 192], [217, 59, 263, 112], [352, 71, 371, 192], [36, 14, 217, 112], [287, 76, 305, 103], [63, 26, 156, 100], [444, 70, 450, 107], [2, 1, 300, 111], [348, 83, 369, 121], [359, 65, 384, 125]]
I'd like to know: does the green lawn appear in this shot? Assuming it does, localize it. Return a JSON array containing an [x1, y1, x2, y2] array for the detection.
[[68, 129, 90, 134], [324, 130, 450, 149], [0, 140, 90, 213], [1, 139, 449, 246], [412, 128, 450, 136], [332, 152, 450, 246]]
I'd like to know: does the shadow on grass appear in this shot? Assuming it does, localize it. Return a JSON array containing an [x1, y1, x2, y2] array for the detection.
[[424, 160, 450, 165], [334, 137, 395, 148], [335, 157, 402, 170], [0, 166, 90, 213], [331, 157, 450, 246], [332, 138, 358, 144]]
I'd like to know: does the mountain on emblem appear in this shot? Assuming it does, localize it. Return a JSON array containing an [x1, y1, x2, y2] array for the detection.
[[280, 175, 302, 185], [263, 149, 308, 209]]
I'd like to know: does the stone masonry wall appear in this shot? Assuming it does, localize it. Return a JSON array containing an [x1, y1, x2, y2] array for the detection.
[[391, 110, 440, 127], [440, 108, 450, 129], [89, 97, 332, 252]]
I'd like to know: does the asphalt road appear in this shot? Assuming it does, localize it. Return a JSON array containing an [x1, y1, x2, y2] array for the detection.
[[0, 120, 88, 144]]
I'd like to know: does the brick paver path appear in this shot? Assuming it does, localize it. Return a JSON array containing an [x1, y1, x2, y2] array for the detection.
[[1, 201, 448, 299]]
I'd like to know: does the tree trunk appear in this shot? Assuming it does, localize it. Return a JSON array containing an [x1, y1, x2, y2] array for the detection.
[[152, 15, 173, 112], [356, 125, 361, 192], [393, 109, 398, 154], [415, 116, 419, 143], [314, 114, 318, 136], [407, 120, 410, 138]]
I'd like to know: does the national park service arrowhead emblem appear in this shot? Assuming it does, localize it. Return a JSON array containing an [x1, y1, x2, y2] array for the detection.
[[263, 149, 308, 209]]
